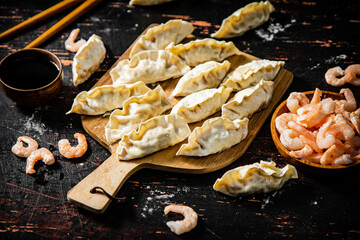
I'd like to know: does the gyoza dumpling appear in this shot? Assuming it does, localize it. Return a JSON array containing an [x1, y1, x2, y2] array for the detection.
[[177, 117, 249, 156], [105, 86, 172, 143], [211, 1, 275, 39], [116, 114, 191, 160], [171, 60, 231, 97], [171, 87, 232, 123], [130, 19, 194, 58], [222, 79, 273, 120], [66, 81, 150, 115], [110, 50, 190, 85], [72, 34, 106, 86], [129, 0, 174, 6], [165, 38, 240, 66], [213, 161, 298, 196], [220, 59, 284, 91]]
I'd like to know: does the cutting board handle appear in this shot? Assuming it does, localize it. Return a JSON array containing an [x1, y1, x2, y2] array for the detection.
[[67, 153, 143, 214]]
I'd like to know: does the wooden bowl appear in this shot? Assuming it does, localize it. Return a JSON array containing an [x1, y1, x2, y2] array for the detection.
[[270, 90, 360, 175], [0, 48, 63, 107]]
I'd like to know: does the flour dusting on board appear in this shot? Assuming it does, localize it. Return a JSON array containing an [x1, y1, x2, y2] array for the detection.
[[255, 18, 296, 41]]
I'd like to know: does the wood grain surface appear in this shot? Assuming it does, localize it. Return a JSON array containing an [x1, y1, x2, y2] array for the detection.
[[1, 0, 360, 239]]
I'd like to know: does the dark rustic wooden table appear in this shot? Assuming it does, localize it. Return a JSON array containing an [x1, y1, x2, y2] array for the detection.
[[1, 0, 360, 239]]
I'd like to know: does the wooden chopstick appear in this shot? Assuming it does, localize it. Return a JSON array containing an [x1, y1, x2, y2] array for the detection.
[[25, 0, 102, 49], [0, 0, 84, 41]]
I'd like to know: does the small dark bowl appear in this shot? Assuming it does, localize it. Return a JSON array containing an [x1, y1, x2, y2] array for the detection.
[[0, 48, 63, 107]]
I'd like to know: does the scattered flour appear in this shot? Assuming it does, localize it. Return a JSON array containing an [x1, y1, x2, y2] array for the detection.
[[325, 54, 348, 64], [255, 18, 296, 41], [140, 187, 177, 218], [23, 107, 48, 136]]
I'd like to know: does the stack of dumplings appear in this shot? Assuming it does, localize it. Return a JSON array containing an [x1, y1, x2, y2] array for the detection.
[[67, 17, 284, 160]]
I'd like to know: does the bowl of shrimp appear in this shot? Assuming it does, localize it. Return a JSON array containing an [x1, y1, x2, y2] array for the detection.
[[271, 88, 360, 174]]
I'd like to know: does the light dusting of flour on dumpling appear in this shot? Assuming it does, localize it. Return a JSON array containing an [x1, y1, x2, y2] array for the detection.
[[255, 18, 296, 41]]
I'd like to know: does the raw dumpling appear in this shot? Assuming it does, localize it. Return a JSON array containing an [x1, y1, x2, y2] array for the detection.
[[171, 60, 231, 97], [177, 117, 249, 156], [171, 87, 232, 123], [105, 86, 172, 143], [211, 1, 275, 39], [165, 38, 240, 67], [129, 0, 174, 6], [110, 50, 190, 85], [213, 161, 298, 196], [220, 59, 284, 91], [116, 114, 191, 160], [130, 19, 194, 58], [72, 34, 106, 86], [66, 81, 150, 115], [222, 79, 274, 120]]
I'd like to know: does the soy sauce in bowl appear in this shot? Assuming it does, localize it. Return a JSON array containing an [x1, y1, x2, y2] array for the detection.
[[0, 48, 63, 107], [1, 56, 59, 89]]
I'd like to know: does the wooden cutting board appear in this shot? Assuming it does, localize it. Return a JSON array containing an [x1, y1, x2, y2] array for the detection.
[[67, 26, 293, 214]]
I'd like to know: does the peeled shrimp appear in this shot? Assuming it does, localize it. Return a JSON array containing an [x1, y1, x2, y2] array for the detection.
[[320, 143, 345, 165], [275, 112, 298, 134], [26, 148, 55, 174], [286, 92, 309, 114], [280, 129, 304, 151], [344, 64, 360, 86], [58, 133, 88, 158], [290, 144, 314, 159], [12, 136, 38, 158], [65, 28, 86, 53], [164, 204, 198, 235], [350, 109, 360, 134], [325, 66, 351, 87], [310, 88, 322, 104], [296, 103, 327, 128]]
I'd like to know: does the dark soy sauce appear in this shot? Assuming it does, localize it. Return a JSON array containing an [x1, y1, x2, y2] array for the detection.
[[1, 57, 59, 89]]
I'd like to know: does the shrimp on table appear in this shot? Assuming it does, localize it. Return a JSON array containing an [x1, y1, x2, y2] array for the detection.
[[325, 66, 351, 87], [164, 204, 198, 235], [344, 64, 360, 86], [65, 28, 86, 53], [12, 136, 38, 158], [26, 148, 55, 174], [58, 133, 88, 159], [286, 92, 310, 114]]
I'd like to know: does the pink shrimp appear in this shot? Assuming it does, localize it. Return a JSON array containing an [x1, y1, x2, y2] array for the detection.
[[286, 92, 310, 113], [344, 64, 360, 86], [296, 103, 327, 128], [275, 112, 298, 134], [280, 129, 305, 151], [65, 28, 86, 53], [164, 204, 198, 235], [325, 66, 352, 87], [58, 133, 88, 158], [12, 136, 38, 158], [320, 142, 345, 165], [302, 153, 322, 164], [350, 108, 360, 134], [26, 148, 55, 174], [310, 88, 322, 104], [290, 144, 314, 159]]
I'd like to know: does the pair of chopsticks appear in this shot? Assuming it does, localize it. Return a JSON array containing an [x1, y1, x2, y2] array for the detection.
[[0, 0, 102, 49]]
